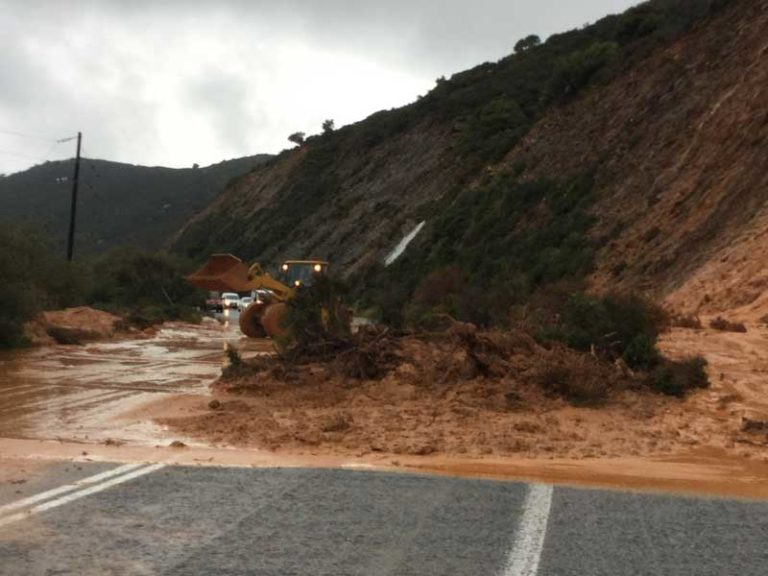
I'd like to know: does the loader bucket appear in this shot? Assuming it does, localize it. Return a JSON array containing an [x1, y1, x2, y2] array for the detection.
[[186, 254, 254, 293]]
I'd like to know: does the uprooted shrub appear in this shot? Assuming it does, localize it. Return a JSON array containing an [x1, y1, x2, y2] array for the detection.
[[709, 316, 747, 333], [648, 356, 709, 397], [669, 313, 703, 329], [277, 275, 353, 359], [250, 275, 402, 381], [528, 346, 623, 405]]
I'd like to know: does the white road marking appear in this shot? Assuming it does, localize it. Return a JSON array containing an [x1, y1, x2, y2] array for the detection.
[[501, 484, 554, 576], [0, 463, 166, 528], [0, 463, 145, 517]]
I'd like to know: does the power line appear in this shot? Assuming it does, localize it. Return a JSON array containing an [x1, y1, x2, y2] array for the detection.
[[0, 128, 60, 143], [0, 135, 78, 163], [0, 149, 50, 161]]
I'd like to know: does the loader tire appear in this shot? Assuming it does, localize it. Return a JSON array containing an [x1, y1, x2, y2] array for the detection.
[[238, 302, 268, 338], [260, 303, 288, 340]]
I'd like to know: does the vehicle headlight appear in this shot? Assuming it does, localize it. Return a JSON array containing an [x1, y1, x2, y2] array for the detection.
[[282, 264, 289, 272], [294, 280, 301, 287], [313, 264, 322, 273]]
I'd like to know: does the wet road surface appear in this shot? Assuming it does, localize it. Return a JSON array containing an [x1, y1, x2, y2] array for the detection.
[[0, 313, 268, 445], [0, 463, 766, 576]]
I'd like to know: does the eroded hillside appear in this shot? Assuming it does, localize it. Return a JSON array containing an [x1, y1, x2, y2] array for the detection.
[[500, 0, 768, 317], [174, 0, 765, 318]]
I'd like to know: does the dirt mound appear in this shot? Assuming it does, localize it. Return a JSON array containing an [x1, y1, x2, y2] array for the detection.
[[158, 326, 761, 462], [24, 307, 123, 345]]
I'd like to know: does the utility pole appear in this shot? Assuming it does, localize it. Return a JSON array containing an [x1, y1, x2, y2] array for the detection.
[[66, 131, 82, 262]]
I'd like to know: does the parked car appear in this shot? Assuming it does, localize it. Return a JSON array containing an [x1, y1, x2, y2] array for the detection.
[[221, 292, 240, 310], [204, 292, 222, 312], [238, 296, 254, 310]]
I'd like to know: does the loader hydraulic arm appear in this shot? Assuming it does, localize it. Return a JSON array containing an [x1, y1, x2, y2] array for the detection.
[[246, 263, 294, 301]]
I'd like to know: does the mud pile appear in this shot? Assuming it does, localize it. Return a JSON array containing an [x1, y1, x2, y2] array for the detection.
[[158, 325, 761, 461], [24, 307, 123, 345]]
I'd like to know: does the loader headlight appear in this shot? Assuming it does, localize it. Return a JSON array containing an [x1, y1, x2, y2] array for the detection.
[[313, 264, 322, 273], [294, 280, 301, 287], [282, 264, 289, 272]]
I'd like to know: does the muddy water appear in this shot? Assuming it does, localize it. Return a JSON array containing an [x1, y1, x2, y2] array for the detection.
[[0, 315, 272, 446]]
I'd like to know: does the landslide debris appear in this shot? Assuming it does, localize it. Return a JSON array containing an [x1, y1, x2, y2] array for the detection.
[[157, 323, 752, 461], [24, 307, 123, 345]]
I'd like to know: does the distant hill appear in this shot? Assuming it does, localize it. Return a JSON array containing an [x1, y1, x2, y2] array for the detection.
[[0, 155, 270, 254]]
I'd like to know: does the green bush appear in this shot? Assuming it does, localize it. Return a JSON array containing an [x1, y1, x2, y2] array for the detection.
[[457, 97, 529, 162], [0, 224, 206, 348], [0, 225, 83, 348], [549, 41, 620, 99], [540, 292, 666, 369], [622, 334, 661, 371], [87, 247, 204, 327]]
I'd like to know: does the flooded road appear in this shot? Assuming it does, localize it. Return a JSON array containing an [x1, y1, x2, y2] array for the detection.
[[0, 312, 272, 446]]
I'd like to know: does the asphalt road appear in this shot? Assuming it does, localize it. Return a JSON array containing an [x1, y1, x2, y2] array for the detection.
[[0, 463, 766, 575]]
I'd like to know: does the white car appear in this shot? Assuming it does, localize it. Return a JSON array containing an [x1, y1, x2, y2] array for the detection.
[[238, 296, 254, 310], [221, 292, 240, 310]]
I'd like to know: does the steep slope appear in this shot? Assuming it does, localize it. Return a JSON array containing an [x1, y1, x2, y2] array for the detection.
[[498, 0, 768, 316], [173, 0, 763, 318], [174, 121, 462, 275], [0, 155, 270, 253], [174, 0, 725, 273]]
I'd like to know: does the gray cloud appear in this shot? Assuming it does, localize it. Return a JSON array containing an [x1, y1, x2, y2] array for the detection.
[[0, 0, 640, 175], [186, 70, 258, 153]]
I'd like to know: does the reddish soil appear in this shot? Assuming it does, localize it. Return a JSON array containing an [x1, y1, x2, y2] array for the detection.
[[156, 327, 767, 466], [24, 307, 124, 345]]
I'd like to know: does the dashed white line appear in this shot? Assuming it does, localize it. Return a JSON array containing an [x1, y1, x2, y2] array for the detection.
[[0, 463, 166, 528], [501, 484, 554, 576]]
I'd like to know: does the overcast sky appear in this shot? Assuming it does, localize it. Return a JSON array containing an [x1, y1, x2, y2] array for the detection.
[[0, 0, 640, 175]]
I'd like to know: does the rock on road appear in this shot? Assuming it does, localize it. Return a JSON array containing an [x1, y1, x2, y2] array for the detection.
[[0, 463, 766, 575]]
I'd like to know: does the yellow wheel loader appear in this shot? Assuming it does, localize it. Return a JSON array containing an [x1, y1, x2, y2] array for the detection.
[[186, 254, 329, 339]]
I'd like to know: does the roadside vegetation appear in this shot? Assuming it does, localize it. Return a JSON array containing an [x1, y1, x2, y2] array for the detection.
[[0, 224, 204, 349]]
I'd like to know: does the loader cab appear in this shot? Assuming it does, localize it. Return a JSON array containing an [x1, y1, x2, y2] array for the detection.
[[279, 260, 328, 289]]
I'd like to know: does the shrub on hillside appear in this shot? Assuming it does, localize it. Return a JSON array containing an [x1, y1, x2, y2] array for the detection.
[[549, 41, 619, 99], [404, 266, 526, 330], [457, 97, 529, 162]]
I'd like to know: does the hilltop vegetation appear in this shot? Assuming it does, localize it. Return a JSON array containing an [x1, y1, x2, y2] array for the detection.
[[0, 155, 270, 254]]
